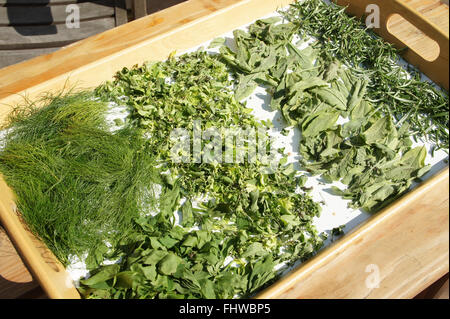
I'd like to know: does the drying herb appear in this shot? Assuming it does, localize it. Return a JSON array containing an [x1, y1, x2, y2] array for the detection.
[[2, 0, 446, 299], [283, 0, 449, 151], [216, 3, 434, 211], [79, 175, 323, 299], [331, 225, 345, 237], [77, 52, 326, 298], [295, 69, 430, 211], [0, 92, 160, 264], [96, 52, 254, 163]]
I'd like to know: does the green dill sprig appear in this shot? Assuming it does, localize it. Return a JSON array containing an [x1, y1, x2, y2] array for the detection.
[[0, 92, 160, 265]]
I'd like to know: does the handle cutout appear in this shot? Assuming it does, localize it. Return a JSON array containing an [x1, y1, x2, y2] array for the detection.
[[387, 13, 441, 62]]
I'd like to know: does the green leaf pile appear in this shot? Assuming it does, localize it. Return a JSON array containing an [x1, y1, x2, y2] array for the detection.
[[78, 52, 325, 298], [216, 3, 442, 212]]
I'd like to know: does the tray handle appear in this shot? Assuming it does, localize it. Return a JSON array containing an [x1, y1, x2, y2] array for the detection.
[[337, 0, 449, 90]]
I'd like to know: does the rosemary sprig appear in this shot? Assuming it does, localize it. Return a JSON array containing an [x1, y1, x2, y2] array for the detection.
[[284, 0, 449, 151]]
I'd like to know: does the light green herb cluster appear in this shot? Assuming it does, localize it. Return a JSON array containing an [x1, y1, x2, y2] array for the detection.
[[78, 51, 325, 298]]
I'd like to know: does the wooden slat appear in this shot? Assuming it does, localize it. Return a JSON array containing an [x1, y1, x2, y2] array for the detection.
[[0, 2, 115, 26], [0, 0, 85, 5], [114, 0, 128, 26], [131, 0, 147, 19], [0, 226, 39, 299], [0, 47, 59, 69], [0, 0, 285, 113], [388, 14, 441, 61], [146, 0, 187, 14], [0, 17, 116, 50], [415, 274, 449, 299], [400, 0, 449, 33]]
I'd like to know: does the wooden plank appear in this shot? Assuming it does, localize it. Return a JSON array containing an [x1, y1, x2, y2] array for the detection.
[[0, 18, 116, 50], [387, 14, 441, 61], [415, 0, 448, 32], [415, 274, 449, 299], [114, 0, 128, 26], [258, 168, 449, 299], [146, 0, 186, 14], [0, 0, 292, 117], [0, 2, 115, 26], [0, 47, 59, 69], [131, 0, 147, 19], [399, 0, 449, 33], [0, 0, 448, 299], [0, 226, 39, 299]]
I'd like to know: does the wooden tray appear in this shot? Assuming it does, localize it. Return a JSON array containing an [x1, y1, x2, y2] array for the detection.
[[0, 0, 448, 299]]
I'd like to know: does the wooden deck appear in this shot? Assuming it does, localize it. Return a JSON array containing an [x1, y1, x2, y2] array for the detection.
[[0, 1, 189, 68], [0, 227, 46, 298], [0, 0, 128, 68]]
